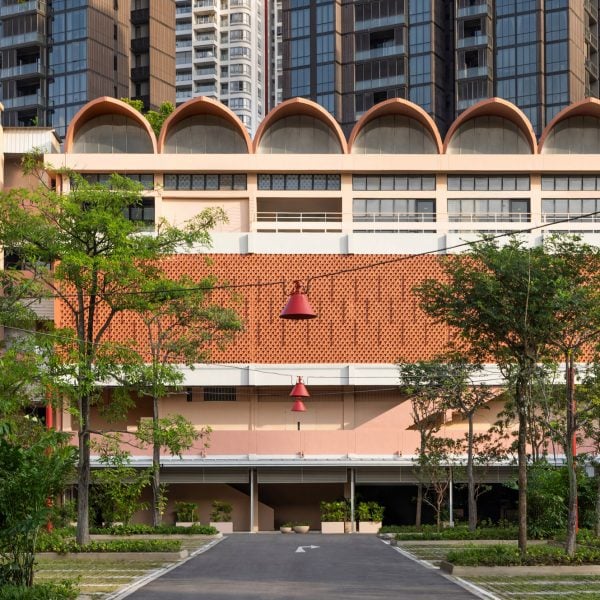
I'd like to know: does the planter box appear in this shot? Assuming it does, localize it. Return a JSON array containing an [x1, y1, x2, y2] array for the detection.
[[210, 521, 233, 534], [321, 522, 345, 534], [440, 562, 600, 576], [280, 526, 293, 534], [293, 525, 310, 534], [175, 521, 196, 527], [358, 521, 381, 534], [39, 550, 188, 561]]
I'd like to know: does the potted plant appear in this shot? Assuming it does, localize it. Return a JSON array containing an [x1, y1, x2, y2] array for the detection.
[[210, 500, 234, 534], [280, 521, 294, 534], [320, 500, 348, 534], [175, 501, 198, 527], [357, 501, 384, 534], [293, 522, 310, 534]]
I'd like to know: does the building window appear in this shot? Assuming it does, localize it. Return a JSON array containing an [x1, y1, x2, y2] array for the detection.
[[542, 199, 600, 221], [447, 175, 530, 191], [258, 174, 340, 190], [353, 199, 435, 222], [448, 198, 530, 222], [203, 387, 237, 401], [78, 173, 155, 189], [164, 174, 247, 191], [123, 197, 155, 229], [541, 176, 600, 191], [352, 175, 435, 191]]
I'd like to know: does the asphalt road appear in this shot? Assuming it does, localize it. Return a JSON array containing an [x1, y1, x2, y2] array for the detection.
[[125, 534, 476, 600]]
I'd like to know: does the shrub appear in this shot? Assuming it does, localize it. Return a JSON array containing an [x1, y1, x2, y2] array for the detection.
[[0, 582, 77, 600], [210, 500, 233, 523], [36, 538, 181, 553], [89, 523, 218, 535], [357, 501, 384, 522], [174, 502, 198, 523], [320, 501, 349, 522], [446, 544, 600, 566]]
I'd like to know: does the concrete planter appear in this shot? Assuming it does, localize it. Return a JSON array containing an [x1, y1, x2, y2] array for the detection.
[[210, 521, 233, 534], [358, 521, 381, 534], [321, 522, 345, 534], [39, 550, 189, 561], [175, 521, 196, 527], [280, 526, 293, 534], [293, 525, 310, 534]]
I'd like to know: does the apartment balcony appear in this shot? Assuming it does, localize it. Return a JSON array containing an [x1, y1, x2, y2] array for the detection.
[[194, 0, 217, 11], [585, 0, 598, 21], [586, 57, 599, 79], [0, 0, 45, 17], [456, 2, 490, 18], [131, 37, 150, 53], [176, 72, 193, 83], [176, 23, 192, 33], [176, 4, 191, 16], [0, 31, 46, 48], [456, 65, 491, 80], [176, 38, 193, 49], [195, 34, 217, 45], [195, 68, 217, 79], [130, 7, 149, 25], [355, 13, 404, 31], [586, 27, 598, 50], [131, 65, 150, 81], [457, 96, 488, 110], [0, 60, 46, 79], [2, 92, 44, 109], [194, 50, 217, 63], [457, 33, 490, 49], [355, 44, 405, 61], [355, 74, 405, 91], [194, 18, 217, 29], [255, 211, 343, 233], [176, 91, 193, 103], [448, 212, 530, 224], [353, 212, 435, 224]]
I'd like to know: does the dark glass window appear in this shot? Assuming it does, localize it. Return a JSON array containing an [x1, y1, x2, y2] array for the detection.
[[447, 175, 530, 191], [258, 174, 341, 190], [123, 197, 155, 228], [203, 387, 237, 401], [353, 175, 435, 191], [164, 174, 247, 191]]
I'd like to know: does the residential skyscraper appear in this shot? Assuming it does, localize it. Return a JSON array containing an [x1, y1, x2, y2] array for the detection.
[[174, 0, 266, 134], [282, 0, 600, 136], [0, 0, 175, 139]]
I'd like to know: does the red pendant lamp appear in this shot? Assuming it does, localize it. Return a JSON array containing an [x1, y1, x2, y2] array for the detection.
[[290, 376, 309, 412], [280, 280, 317, 320]]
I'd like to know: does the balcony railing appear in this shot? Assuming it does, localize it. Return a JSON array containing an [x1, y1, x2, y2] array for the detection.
[[0, 0, 45, 17], [353, 212, 436, 223], [355, 13, 404, 31], [355, 74, 405, 91], [355, 44, 405, 61], [2, 92, 44, 108], [0, 60, 45, 79], [585, 0, 598, 21], [542, 212, 600, 223], [586, 57, 599, 79], [449, 212, 530, 223], [0, 31, 46, 48], [456, 65, 491, 80], [457, 2, 490, 17], [457, 33, 490, 48]]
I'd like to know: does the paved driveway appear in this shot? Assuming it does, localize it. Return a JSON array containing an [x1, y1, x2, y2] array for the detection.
[[125, 534, 475, 600]]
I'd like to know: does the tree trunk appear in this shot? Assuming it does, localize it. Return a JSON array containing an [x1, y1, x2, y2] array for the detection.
[[517, 377, 528, 557], [415, 484, 422, 528], [76, 395, 91, 545], [152, 395, 161, 528], [467, 414, 477, 532], [595, 475, 600, 538], [565, 355, 577, 557]]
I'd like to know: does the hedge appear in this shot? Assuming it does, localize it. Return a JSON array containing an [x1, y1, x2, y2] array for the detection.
[[36, 538, 182, 554], [90, 523, 218, 536], [0, 582, 77, 600]]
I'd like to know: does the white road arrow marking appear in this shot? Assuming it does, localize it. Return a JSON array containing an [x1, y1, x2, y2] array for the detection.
[[295, 545, 320, 553]]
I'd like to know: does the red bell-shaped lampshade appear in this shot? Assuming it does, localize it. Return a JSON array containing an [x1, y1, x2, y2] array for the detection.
[[291, 398, 307, 412], [290, 376, 310, 398], [280, 280, 317, 320]]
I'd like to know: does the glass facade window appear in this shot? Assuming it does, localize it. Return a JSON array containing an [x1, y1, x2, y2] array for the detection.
[[81, 173, 155, 189], [352, 175, 436, 191], [352, 198, 435, 222], [164, 174, 247, 191], [541, 176, 600, 191], [447, 175, 530, 191], [258, 174, 341, 191], [542, 199, 600, 221], [448, 198, 531, 221], [123, 197, 155, 229]]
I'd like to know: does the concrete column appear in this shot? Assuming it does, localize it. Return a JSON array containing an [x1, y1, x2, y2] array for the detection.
[[249, 468, 259, 533]]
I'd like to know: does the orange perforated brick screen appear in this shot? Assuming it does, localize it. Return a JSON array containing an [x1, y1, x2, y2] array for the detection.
[[57, 254, 453, 364]]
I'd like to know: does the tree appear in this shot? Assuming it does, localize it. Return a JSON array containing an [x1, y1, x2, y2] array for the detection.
[[415, 237, 570, 554], [435, 359, 497, 531], [121, 98, 174, 136], [0, 171, 226, 544], [397, 360, 448, 527], [0, 424, 77, 587], [128, 275, 242, 526]]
